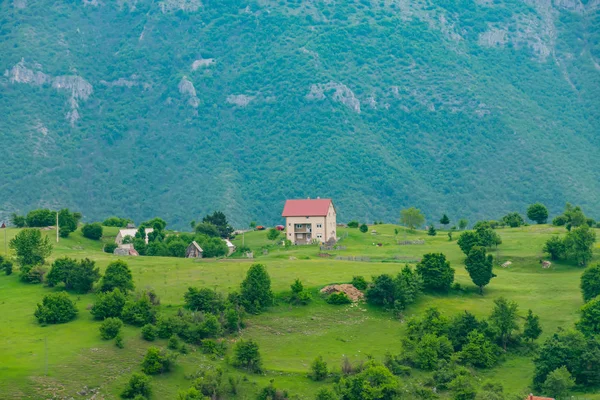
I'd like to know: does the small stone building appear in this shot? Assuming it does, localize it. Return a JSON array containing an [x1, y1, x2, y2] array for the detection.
[[186, 241, 203, 258]]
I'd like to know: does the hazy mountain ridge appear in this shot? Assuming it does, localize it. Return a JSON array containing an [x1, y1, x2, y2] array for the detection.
[[1, 0, 599, 228]]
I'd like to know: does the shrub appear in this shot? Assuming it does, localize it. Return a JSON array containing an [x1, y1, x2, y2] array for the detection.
[[233, 339, 262, 373], [141, 347, 175, 375], [104, 243, 118, 254], [552, 215, 568, 226], [121, 295, 156, 326], [183, 287, 225, 313], [91, 288, 127, 320], [359, 223, 368, 233], [115, 333, 124, 349], [102, 216, 132, 228], [315, 387, 337, 400], [101, 260, 134, 293], [121, 372, 151, 399], [2, 260, 13, 275], [167, 336, 180, 351], [326, 292, 352, 305], [81, 223, 103, 240], [416, 253, 455, 292], [347, 221, 359, 228], [309, 355, 328, 381], [351, 275, 368, 290], [46, 257, 100, 293], [501, 212, 525, 228], [542, 366, 575, 399], [19, 265, 47, 283], [290, 279, 312, 305], [99, 317, 123, 340], [9, 228, 53, 267], [581, 264, 600, 302], [141, 324, 158, 341], [34, 292, 78, 324], [543, 236, 566, 260], [240, 264, 273, 314]]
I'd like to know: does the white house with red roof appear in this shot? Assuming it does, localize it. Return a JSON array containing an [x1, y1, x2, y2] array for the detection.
[[282, 198, 337, 245]]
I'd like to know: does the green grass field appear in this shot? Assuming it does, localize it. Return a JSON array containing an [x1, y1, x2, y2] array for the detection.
[[0, 224, 598, 399]]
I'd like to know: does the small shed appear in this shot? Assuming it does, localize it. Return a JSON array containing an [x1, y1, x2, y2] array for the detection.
[[223, 239, 236, 255], [186, 241, 203, 258]]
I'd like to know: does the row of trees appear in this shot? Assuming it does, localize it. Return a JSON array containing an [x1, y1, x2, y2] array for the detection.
[[11, 208, 82, 237], [543, 224, 596, 266]]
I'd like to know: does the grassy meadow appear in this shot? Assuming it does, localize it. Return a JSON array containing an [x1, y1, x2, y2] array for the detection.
[[0, 224, 598, 399]]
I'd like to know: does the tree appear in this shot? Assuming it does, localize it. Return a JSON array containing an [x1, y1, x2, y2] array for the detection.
[[10, 213, 26, 228], [527, 203, 549, 224], [576, 297, 600, 336], [458, 330, 498, 368], [9, 228, 52, 266], [581, 264, 600, 302], [347, 220, 359, 228], [449, 374, 477, 400], [142, 217, 167, 231], [338, 363, 400, 400], [523, 309, 542, 342], [448, 311, 484, 351], [565, 224, 596, 266], [290, 278, 312, 305], [167, 240, 187, 257], [99, 317, 123, 340], [543, 236, 566, 260], [141, 324, 158, 341], [457, 231, 480, 255], [141, 347, 175, 375], [400, 207, 425, 230], [427, 225, 437, 236], [202, 211, 233, 238], [416, 253, 455, 292], [233, 339, 262, 373], [25, 209, 56, 227], [440, 214, 450, 228], [91, 288, 127, 320], [47, 257, 100, 293], [102, 216, 132, 227], [240, 264, 273, 314], [101, 260, 134, 293], [309, 355, 328, 381], [542, 366, 575, 400], [184, 287, 225, 313], [81, 223, 103, 240], [501, 212, 525, 228], [121, 295, 156, 326], [489, 297, 519, 351], [458, 219, 468, 230], [266, 228, 281, 243], [359, 223, 368, 233], [465, 246, 495, 295], [315, 387, 337, 400], [46, 257, 77, 287], [195, 222, 220, 238], [58, 208, 80, 237], [121, 373, 152, 399], [34, 292, 78, 324], [476, 225, 502, 248]]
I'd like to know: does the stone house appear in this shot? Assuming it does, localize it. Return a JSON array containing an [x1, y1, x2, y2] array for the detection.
[[186, 241, 203, 258]]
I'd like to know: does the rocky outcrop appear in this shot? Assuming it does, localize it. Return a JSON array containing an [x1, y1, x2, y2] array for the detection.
[[191, 58, 215, 70], [52, 76, 93, 101], [478, 28, 508, 47], [6, 59, 48, 85], [159, 0, 201, 13], [306, 82, 361, 113], [178, 77, 199, 108], [13, 0, 27, 9], [226, 94, 254, 107]]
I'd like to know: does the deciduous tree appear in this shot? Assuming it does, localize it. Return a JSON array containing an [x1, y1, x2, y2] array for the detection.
[[101, 260, 134, 293], [527, 203, 549, 224], [465, 246, 495, 295], [400, 207, 425, 230], [416, 253, 454, 292], [489, 297, 519, 351], [581, 264, 600, 302], [9, 228, 52, 266]]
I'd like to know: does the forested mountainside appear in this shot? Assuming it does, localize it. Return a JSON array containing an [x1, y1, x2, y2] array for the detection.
[[1, 0, 599, 228]]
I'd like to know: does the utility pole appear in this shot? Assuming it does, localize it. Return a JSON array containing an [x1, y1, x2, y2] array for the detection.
[[44, 336, 48, 376], [56, 212, 59, 243], [2, 221, 6, 255]]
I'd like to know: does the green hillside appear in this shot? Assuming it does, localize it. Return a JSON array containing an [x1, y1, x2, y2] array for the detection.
[[1, 0, 600, 227]]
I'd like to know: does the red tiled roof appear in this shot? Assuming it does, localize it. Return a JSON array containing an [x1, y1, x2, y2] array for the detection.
[[282, 199, 333, 217], [526, 396, 555, 400]]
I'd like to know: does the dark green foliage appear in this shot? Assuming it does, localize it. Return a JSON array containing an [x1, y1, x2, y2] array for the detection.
[[256, 380, 289, 400], [543, 236, 566, 260], [465, 246, 495, 294], [309, 355, 328, 381], [448, 311, 489, 351], [202, 212, 233, 238], [458, 330, 498, 368], [383, 352, 411, 376], [46, 257, 100, 293], [457, 231, 480, 256], [347, 221, 359, 228], [458, 219, 468, 230], [10, 213, 26, 228], [102, 217, 132, 227], [266, 228, 280, 242], [416, 253, 454, 292], [489, 297, 519, 351], [121, 373, 151, 399], [104, 243, 118, 254], [326, 292, 352, 305], [167, 336, 180, 351], [240, 264, 273, 314], [195, 222, 220, 238], [315, 387, 338, 400], [133, 238, 147, 256], [101, 260, 134, 293], [359, 224, 368, 233], [19, 265, 47, 283], [141, 347, 175, 375], [576, 297, 600, 336], [233, 339, 262, 373], [564, 224, 596, 266], [224, 304, 245, 333], [542, 366, 575, 399], [81, 223, 103, 240], [412, 333, 454, 370], [501, 212, 524, 228], [25, 209, 56, 227], [523, 309, 542, 342], [427, 225, 437, 236], [552, 215, 568, 226], [1, 260, 13, 275], [440, 214, 450, 227], [290, 279, 312, 305], [91, 289, 127, 320], [167, 240, 187, 258], [115, 333, 124, 349], [351, 275, 368, 290], [34, 292, 78, 324], [99, 317, 123, 340], [337, 362, 400, 400], [449, 374, 477, 400], [121, 294, 157, 326], [366, 266, 422, 312], [9, 228, 52, 267], [527, 203, 549, 224], [58, 209, 81, 238], [141, 324, 158, 341], [581, 264, 600, 302], [184, 287, 225, 313]]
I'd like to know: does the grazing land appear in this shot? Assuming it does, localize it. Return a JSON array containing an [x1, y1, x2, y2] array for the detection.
[[0, 224, 598, 399]]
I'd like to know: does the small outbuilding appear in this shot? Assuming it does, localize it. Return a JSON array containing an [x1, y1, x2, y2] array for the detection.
[[186, 241, 203, 258], [116, 228, 154, 245], [223, 239, 236, 255]]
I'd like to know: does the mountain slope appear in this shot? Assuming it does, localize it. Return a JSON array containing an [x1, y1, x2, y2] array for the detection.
[[1, 0, 599, 227]]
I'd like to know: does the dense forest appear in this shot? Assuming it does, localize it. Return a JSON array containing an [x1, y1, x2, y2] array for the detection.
[[1, 0, 599, 228]]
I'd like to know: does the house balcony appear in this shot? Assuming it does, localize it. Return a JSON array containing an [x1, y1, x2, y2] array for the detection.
[[294, 225, 312, 233]]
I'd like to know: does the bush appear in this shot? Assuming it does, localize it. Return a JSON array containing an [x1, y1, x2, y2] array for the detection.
[[183, 287, 225, 313], [121, 372, 151, 399], [81, 223, 103, 240], [552, 215, 568, 226], [290, 279, 312, 305], [91, 288, 127, 320], [141, 347, 175, 375], [141, 324, 158, 341], [347, 221, 359, 228], [416, 253, 455, 292], [309, 355, 328, 381], [46, 257, 101, 293], [240, 264, 273, 314], [233, 339, 262, 373], [315, 387, 337, 400], [121, 294, 156, 326], [326, 292, 351, 305], [9, 228, 53, 267], [104, 243, 118, 253], [34, 292, 78, 324], [103, 216, 132, 228], [100, 317, 123, 340], [167, 336, 180, 350], [2, 260, 13, 275], [101, 260, 134, 293], [351, 275, 368, 290], [359, 224, 368, 233], [581, 264, 600, 302], [115, 333, 124, 349], [19, 265, 47, 283]]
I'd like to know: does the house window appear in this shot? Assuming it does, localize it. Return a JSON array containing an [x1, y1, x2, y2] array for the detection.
[[296, 224, 302, 229], [317, 234, 322, 239], [288, 223, 291, 226], [306, 216, 309, 219], [297, 233, 304, 239], [316, 224, 322, 228], [288, 233, 291, 236]]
